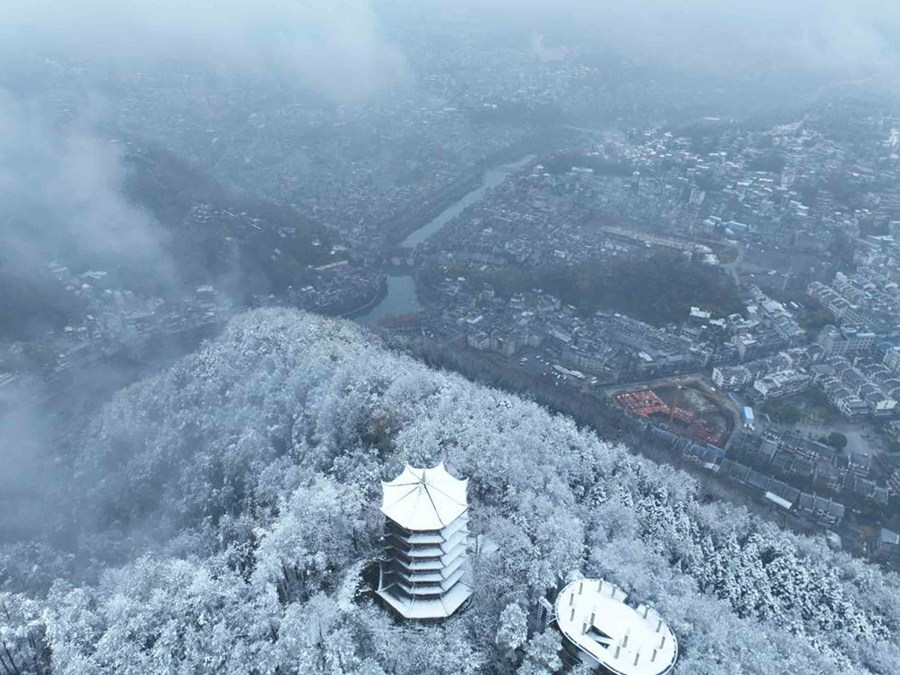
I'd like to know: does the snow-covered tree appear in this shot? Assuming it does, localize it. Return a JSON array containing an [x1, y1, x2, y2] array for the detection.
[[2, 309, 897, 673]]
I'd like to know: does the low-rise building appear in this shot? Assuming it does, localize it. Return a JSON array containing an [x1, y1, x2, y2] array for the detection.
[[712, 365, 751, 390], [817, 325, 876, 357], [797, 493, 846, 526], [884, 346, 900, 374], [753, 369, 810, 399], [874, 529, 899, 562]]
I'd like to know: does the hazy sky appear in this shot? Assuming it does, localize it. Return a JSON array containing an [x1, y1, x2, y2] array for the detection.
[[2, 0, 897, 94], [424, 0, 900, 76], [1, 0, 409, 101]]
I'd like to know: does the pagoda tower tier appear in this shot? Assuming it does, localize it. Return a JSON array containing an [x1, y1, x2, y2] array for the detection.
[[376, 463, 473, 620]]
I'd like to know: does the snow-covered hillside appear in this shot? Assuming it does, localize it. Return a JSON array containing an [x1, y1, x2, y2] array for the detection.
[[2, 309, 899, 674]]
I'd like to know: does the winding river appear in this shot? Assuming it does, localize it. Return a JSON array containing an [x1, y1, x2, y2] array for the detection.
[[357, 154, 535, 322]]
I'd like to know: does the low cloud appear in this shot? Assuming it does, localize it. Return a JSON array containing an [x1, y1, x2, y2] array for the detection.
[[0, 93, 170, 278], [0, 0, 409, 102], [444, 0, 900, 76], [0, 391, 54, 543]]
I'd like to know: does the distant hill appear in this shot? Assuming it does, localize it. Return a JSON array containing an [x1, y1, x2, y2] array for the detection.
[[123, 142, 340, 301], [0, 140, 341, 342], [1, 310, 898, 673]]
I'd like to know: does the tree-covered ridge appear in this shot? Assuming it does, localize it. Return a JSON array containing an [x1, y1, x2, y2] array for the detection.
[[2, 309, 899, 674], [422, 252, 744, 326]]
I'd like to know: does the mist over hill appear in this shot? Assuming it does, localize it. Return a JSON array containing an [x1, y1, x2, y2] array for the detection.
[[1, 309, 898, 674]]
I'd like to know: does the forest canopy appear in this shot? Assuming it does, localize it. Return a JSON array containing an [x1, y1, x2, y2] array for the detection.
[[423, 252, 744, 326], [1, 309, 899, 674]]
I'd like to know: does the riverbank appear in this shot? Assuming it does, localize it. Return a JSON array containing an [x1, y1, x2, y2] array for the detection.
[[385, 137, 551, 247], [356, 146, 546, 322], [340, 278, 388, 320], [354, 275, 422, 323]]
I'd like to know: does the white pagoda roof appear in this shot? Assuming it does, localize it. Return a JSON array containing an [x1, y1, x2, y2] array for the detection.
[[381, 463, 468, 531]]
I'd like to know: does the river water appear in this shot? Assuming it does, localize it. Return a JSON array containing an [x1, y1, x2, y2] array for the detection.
[[357, 154, 534, 322], [358, 274, 422, 323]]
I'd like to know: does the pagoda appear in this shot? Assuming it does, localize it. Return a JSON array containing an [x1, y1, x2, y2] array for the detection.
[[376, 463, 472, 619]]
